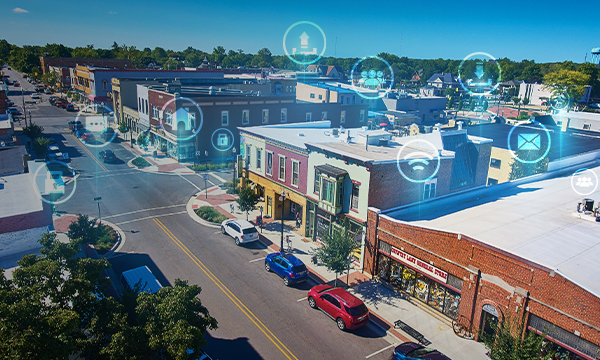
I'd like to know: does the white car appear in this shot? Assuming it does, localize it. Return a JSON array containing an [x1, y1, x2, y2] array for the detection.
[[220, 219, 259, 245], [30, 94, 40, 99]]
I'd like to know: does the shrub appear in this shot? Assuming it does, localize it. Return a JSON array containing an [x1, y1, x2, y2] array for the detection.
[[96, 224, 118, 253], [188, 162, 232, 172], [531, 112, 541, 117], [132, 157, 150, 167], [195, 206, 228, 223]]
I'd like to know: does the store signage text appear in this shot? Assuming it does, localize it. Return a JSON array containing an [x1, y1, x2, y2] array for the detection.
[[389, 246, 448, 283]]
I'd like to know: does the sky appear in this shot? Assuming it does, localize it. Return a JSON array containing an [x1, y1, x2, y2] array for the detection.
[[2, 0, 600, 63]]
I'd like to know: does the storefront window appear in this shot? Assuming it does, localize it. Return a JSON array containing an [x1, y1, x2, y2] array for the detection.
[[401, 267, 416, 294], [443, 290, 461, 319], [414, 273, 430, 303], [389, 262, 402, 287], [377, 255, 391, 280], [429, 282, 446, 313]]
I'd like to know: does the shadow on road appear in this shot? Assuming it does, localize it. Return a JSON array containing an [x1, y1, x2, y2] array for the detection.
[[107, 252, 172, 289], [203, 332, 263, 360]]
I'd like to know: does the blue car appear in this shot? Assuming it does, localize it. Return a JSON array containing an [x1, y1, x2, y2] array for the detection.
[[264, 252, 309, 286], [392, 342, 451, 360]]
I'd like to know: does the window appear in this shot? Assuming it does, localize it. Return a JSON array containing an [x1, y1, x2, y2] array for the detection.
[[165, 110, 173, 125], [242, 110, 249, 124], [138, 98, 141, 111], [583, 124, 591, 130], [262, 109, 268, 124], [338, 182, 343, 206], [306, 112, 312, 122], [145, 99, 148, 114], [318, 94, 323, 100], [246, 144, 251, 167], [152, 106, 159, 119], [351, 183, 359, 210], [266, 152, 273, 175], [321, 111, 327, 120], [340, 96, 344, 104], [281, 108, 287, 122], [360, 109, 365, 122], [278, 156, 285, 181], [256, 148, 261, 169], [340, 111, 346, 124], [292, 160, 299, 187], [322, 179, 333, 203], [221, 111, 229, 126], [352, 95, 356, 104], [423, 179, 437, 200], [310, 93, 315, 99], [488, 178, 499, 186], [102, 80, 108, 91], [490, 158, 501, 169], [314, 169, 321, 194]]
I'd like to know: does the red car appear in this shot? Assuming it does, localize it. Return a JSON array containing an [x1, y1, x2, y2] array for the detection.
[[13, 82, 20, 87], [81, 132, 95, 142], [307, 284, 370, 331]]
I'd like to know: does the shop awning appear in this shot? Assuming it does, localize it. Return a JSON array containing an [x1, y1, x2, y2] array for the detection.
[[316, 164, 347, 177]]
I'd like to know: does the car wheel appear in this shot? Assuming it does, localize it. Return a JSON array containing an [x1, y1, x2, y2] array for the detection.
[[221, 226, 226, 234], [336, 318, 346, 331], [265, 262, 271, 272], [283, 276, 290, 286], [308, 296, 317, 309], [235, 237, 240, 246]]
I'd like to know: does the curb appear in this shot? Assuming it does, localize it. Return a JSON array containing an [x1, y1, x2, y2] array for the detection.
[[124, 146, 196, 176], [186, 194, 221, 228]]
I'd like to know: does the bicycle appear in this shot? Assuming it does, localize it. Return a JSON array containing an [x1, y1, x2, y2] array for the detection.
[[452, 315, 475, 340], [230, 203, 235, 213]]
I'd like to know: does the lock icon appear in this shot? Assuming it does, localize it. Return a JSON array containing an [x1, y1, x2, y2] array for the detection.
[[218, 134, 229, 147]]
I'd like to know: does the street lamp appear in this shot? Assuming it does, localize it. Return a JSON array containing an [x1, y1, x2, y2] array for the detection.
[[28, 110, 31, 125], [94, 197, 102, 226], [259, 206, 263, 233], [232, 147, 237, 189], [279, 189, 287, 252]]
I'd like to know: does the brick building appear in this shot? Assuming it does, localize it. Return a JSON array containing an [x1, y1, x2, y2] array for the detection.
[[364, 165, 600, 360]]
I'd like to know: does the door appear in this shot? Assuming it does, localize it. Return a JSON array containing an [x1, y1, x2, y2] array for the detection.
[[267, 196, 273, 216], [319, 294, 337, 317], [273, 257, 287, 277], [481, 306, 499, 339]]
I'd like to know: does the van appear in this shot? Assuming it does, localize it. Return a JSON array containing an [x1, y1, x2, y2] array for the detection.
[[120, 266, 163, 294]]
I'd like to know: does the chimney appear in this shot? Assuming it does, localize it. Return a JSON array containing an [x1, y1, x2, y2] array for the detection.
[[457, 121, 463, 130], [434, 123, 441, 131]]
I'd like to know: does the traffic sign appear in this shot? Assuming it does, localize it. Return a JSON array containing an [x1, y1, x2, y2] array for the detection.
[[202, 174, 209, 181]]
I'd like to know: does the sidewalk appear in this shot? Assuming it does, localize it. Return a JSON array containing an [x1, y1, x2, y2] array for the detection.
[[190, 187, 490, 360], [122, 141, 195, 175]]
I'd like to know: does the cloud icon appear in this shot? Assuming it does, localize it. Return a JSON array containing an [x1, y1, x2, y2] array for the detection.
[[13, 7, 29, 13]]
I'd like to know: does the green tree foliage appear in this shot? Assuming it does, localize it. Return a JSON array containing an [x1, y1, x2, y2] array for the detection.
[[522, 98, 530, 106], [509, 151, 549, 180], [483, 100, 489, 111], [185, 53, 201, 68], [512, 97, 521, 106], [22, 122, 44, 139], [543, 69, 590, 100], [577, 63, 600, 97], [33, 137, 52, 158], [0, 39, 12, 65], [469, 100, 475, 111], [236, 186, 259, 220], [137, 132, 148, 148], [41, 71, 59, 88], [118, 120, 129, 136], [312, 220, 361, 287], [481, 310, 553, 360], [67, 214, 98, 245]]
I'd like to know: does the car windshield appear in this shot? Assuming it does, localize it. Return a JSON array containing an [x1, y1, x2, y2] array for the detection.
[[242, 227, 258, 234], [291, 264, 306, 273], [345, 303, 368, 317], [406, 347, 435, 357]]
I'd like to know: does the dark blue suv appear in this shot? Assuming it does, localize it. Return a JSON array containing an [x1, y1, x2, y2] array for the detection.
[[265, 252, 309, 286]]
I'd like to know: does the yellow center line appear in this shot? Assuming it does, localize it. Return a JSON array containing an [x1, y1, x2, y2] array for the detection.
[[152, 218, 298, 360], [69, 133, 108, 172]]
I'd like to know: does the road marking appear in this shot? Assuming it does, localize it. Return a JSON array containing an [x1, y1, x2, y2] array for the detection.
[[365, 344, 397, 359], [296, 297, 306, 302], [178, 174, 201, 191], [69, 133, 108, 172], [104, 203, 187, 219], [206, 171, 227, 183], [249, 257, 266, 263], [77, 171, 140, 180], [153, 218, 298, 360], [114, 210, 187, 225]]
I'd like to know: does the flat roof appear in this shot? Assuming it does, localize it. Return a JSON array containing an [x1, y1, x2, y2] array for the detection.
[[466, 123, 600, 161], [0, 172, 43, 218], [385, 165, 600, 298]]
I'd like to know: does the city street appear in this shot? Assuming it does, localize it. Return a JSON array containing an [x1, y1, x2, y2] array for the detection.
[[5, 68, 399, 359]]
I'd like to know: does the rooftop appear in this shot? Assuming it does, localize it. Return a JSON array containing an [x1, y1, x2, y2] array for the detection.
[[384, 165, 600, 298], [0, 172, 42, 219], [0, 145, 26, 176], [465, 123, 600, 160]]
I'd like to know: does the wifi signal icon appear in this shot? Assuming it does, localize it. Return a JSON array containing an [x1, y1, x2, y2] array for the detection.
[[405, 152, 434, 171]]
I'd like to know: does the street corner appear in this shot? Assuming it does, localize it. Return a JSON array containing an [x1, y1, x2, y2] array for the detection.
[[186, 193, 223, 228]]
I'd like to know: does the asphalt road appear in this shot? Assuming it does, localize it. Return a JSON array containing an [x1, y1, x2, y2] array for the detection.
[[5, 67, 398, 360]]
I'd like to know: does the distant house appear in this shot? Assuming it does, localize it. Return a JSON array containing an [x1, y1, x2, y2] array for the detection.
[[305, 65, 345, 82], [425, 73, 459, 96]]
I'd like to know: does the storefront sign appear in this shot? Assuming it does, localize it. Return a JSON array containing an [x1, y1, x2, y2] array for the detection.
[[389, 246, 448, 283]]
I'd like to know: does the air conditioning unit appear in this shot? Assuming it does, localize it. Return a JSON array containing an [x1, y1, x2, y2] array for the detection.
[[378, 138, 389, 147]]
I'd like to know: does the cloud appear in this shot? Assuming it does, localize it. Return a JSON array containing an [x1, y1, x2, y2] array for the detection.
[[108, 11, 117, 14], [13, 7, 29, 13]]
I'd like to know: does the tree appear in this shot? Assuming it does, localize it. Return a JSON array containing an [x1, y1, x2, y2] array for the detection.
[[185, 53, 201, 68], [33, 137, 52, 158], [509, 151, 549, 180], [512, 97, 521, 106], [67, 214, 98, 245], [543, 69, 590, 101], [444, 88, 456, 98], [41, 71, 59, 88], [137, 132, 148, 148], [118, 120, 129, 140], [483, 100, 489, 111], [522, 98, 530, 106], [22, 122, 44, 140], [481, 310, 553, 360], [469, 100, 475, 112], [458, 99, 464, 115], [236, 186, 259, 220], [312, 220, 361, 287]]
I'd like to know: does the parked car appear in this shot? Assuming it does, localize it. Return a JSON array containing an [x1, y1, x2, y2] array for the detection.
[[7, 107, 19, 115], [56, 100, 68, 108], [66, 104, 76, 111], [6, 100, 14, 107], [307, 284, 370, 331], [30, 94, 40, 99], [220, 219, 259, 246], [100, 127, 115, 141], [44, 88, 53, 94], [46, 145, 63, 161], [265, 252, 309, 286], [589, 103, 600, 109], [35, 86, 44, 93], [13, 82, 19, 87], [80, 132, 95, 143], [70, 120, 83, 131], [98, 150, 117, 163], [392, 342, 451, 360]]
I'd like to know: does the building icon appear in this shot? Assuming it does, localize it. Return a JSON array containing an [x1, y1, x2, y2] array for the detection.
[[173, 107, 195, 131]]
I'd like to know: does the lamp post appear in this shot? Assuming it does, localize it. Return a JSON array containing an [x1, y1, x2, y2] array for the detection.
[[259, 206, 263, 233], [279, 189, 287, 252], [232, 147, 237, 189], [21, 87, 27, 127], [94, 196, 102, 243], [28, 110, 31, 125]]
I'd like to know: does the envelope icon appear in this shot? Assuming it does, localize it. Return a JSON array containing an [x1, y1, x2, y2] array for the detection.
[[518, 133, 540, 151]]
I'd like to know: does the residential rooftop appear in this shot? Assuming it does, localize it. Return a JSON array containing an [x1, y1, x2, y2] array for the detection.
[[384, 164, 600, 298], [0, 172, 42, 219]]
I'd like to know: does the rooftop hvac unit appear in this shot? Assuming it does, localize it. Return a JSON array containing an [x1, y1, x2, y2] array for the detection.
[[379, 138, 389, 147], [332, 128, 339, 135]]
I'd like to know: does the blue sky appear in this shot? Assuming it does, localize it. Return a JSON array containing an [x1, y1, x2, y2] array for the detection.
[[2, 0, 599, 63]]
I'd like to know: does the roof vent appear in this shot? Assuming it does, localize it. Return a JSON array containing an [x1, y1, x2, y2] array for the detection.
[[208, 86, 216, 95], [298, 133, 305, 137], [332, 128, 339, 136]]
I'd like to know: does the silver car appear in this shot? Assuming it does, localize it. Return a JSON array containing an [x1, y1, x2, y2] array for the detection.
[[220, 219, 259, 246]]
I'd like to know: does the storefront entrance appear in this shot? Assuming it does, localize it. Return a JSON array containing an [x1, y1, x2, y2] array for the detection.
[[480, 304, 499, 338]]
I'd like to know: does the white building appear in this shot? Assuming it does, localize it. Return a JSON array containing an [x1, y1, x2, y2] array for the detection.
[[520, 82, 592, 105]]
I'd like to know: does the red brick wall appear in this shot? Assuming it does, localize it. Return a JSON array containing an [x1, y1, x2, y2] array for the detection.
[[0, 200, 53, 234], [366, 209, 600, 348]]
